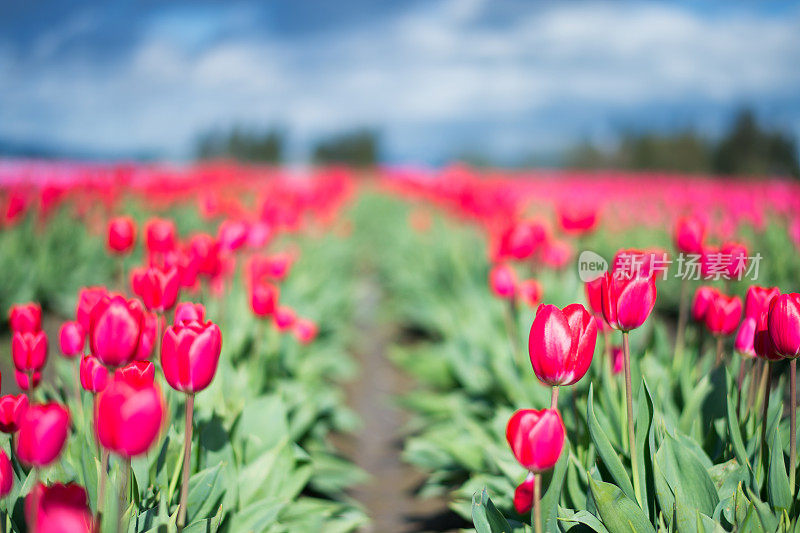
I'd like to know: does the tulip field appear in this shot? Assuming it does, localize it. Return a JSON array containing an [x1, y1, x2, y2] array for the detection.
[[1, 160, 800, 533]]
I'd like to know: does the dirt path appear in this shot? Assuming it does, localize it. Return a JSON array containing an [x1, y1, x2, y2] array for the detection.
[[336, 275, 464, 533]]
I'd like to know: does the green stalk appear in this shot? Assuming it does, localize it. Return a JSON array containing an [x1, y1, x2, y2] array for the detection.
[[532, 473, 542, 533], [673, 277, 688, 372], [790, 359, 796, 494], [177, 393, 195, 530], [622, 332, 643, 508], [551, 386, 559, 410]]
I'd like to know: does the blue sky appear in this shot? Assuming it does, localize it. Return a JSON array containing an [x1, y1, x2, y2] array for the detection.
[[1, 0, 799, 163]]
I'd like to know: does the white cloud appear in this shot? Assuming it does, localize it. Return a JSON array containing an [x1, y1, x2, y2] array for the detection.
[[0, 1, 798, 160]]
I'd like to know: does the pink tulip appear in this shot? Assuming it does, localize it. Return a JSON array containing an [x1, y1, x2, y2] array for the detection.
[[145, 218, 177, 255], [131, 265, 180, 312], [506, 408, 565, 473], [250, 281, 279, 317], [673, 215, 705, 255], [600, 271, 657, 332], [12, 331, 48, 373], [107, 216, 136, 254], [89, 295, 144, 367], [75, 286, 107, 333], [528, 304, 597, 386], [745, 286, 780, 319], [0, 394, 28, 433], [735, 317, 757, 357], [25, 483, 93, 533], [58, 321, 85, 358], [513, 473, 535, 514], [489, 264, 517, 300], [79, 354, 108, 393], [768, 293, 800, 358], [692, 286, 720, 322], [0, 450, 12, 497], [174, 302, 205, 325], [8, 303, 41, 333], [704, 293, 742, 336], [161, 321, 222, 393], [95, 374, 165, 457], [15, 370, 41, 391], [16, 403, 70, 467], [134, 311, 161, 361], [720, 241, 748, 280]]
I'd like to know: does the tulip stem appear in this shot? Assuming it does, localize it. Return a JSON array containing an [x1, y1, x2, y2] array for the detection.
[[622, 332, 643, 508], [96, 448, 109, 527], [673, 277, 688, 371], [736, 358, 749, 420], [504, 298, 523, 364], [532, 473, 542, 533], [118, 458, 131, 533], [790, 359, 796, 494], [759, 363, 772, 478], [714, 336, 724, 367], [178, 393, 194, 530], [550, 386, 559, 410]]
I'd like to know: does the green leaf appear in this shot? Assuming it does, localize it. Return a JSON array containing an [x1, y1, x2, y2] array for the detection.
[[540, 443, 569, 532], [186, 463, 225, 523], [471, 489, 513, 533], [588, 477, 655, 533], [587, 385, 636, 503], [767, 424, 791, 512], [635, 378, 655, 521], [558, 508, 610, 533]]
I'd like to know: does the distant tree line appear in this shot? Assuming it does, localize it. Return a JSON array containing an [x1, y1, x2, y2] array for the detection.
[[566, 109, 799, 178]]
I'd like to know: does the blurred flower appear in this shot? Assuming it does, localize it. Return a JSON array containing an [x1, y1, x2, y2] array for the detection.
[[293, 318, 318, 345], [131, 265, 180, 313], [513, 473, 535, 514], [15, 370, 41, 391], [89, 295, 144, 367], [692, 286, 719, 322], [95, 374, 165, 457], [161, 321, 222, 393], [489, 264, 516, 300], [145, 218, 177, 255], [274, 306, 297, 332], [704, 293, 742, 336], [0, 394, 28, 433], [250, 280, 279, 317], [79, 354, 108, 394], [174, 302, 206, 325], [25, 483, 93, 533], [506, 408, 565, 473], [12, 331, 48, 373], [107, 216, 136, 254], [17, 403, 70, 467], [75, 287, 107, 333], [58, 321, 85, 358], [600, 271, 657, 332], [0, 450, 12, 497], [673, 215, 705, 255], [8, 303, 41, 334], [517, 279, 542, 308]]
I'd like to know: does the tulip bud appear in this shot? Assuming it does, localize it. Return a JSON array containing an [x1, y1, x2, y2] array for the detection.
[[145, 218, 177, 255], [528, 304, 597, 386], [600, 271, 657, 332], [25, 483, 93, 533], [489, 264, 516, 300], [161, 321, 222, 393], [15, 370, 41, 391], [673, 215, 705, 255], [250, 281, 279, 317], [691, 286, 719, 322], [274, 306, 297, 332], [75, 287, 107, 333], [79, 354, 108, 394], [768, 293, 800, 358], [735, 317, 757, 357], [704, 293, 742, 336], [513, 473, 535, 514], [95, 374, 165, 457], [131, 266, 180, 313], [0, 451, 12, 497], [294, 318, 318, 345], [8, 303, 41, 333], [115, 360, 155, 387], [0, 394, 28, 433], [12, 331, 48, 373], [16, 403, 70, 467], [174, 302, 205, 325], [517, 279, 542, 308], [58, 321, 85, 358], [107, 216, 136, 254], [506, 408, 565, 473], [89, 295, 144, 367]]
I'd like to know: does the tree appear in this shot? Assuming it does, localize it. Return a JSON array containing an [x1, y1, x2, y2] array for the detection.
[[311, 129, 380, 167], [195, 126, 285, 163]]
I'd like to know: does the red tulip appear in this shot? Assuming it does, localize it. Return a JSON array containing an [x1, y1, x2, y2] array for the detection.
[[188, 233, 221, 277], [217, 219, 248, 252], [506, 408, 565, 472], [513, 473, 535, 514], [558, 205, 597, 235], [145, 218, 177, 255], [528, 304, 597, 386], [79, 354, 108, 393], [768, 293, 800, 358], [611, 249, 661, 279], [262, 252, 294, 281], [720, 242, 748, 280], [735, 317, 757, 357], [25, 483, 93, 533], [496, 220, 546, 261], [274, 306, 297, 332], [692, 286, 719, 322], [12, 331, 47, 373], [250, 281, 279, 317], [673, 215, 705, 255], [0, 394, 28, 433], [131, 265, 180, 312], [58, 321, 85, 358], [95, 374, 165, 457], [16, 403, 70, 467], [600, 271, 657, 332], [115, 360, 155, 387], [107, 216, 136, 254], [0, 450, 12, 497], [161, 321, 222, 393], [540, 240, 573, 270], [489, 264, 516, 300], [705, 293, 742, 336], [75, 286, 107, 333], [294, 318, 318, 344], [134, 311, 160, 361], [89, 295, 144, 367], [517, 279, 542, 308], [745, 286, 780, 320], [8, 303, 41, 333], [15, 370, 41, 391], [174, 302, 205, 325]]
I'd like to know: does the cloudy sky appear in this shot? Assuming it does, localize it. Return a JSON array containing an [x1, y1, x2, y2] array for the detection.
[[1, 0, 799, 163]]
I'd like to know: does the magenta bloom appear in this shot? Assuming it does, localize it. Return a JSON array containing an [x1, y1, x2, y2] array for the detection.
[[16, 403, 70, 467], [489, 264, 516, 300], [58, 321, 85, 358], [174, 302, 206, 325], [107, 216, 136, 254], [79, 354, 108, 394], [673, 215, 705, 255], [12, 331, 48, 373], [26, 483, 93, 533], [704, 293, 742, 336], [89, 295, 144, 367], [600, 271, 657, 332], [768, 293, 800, 358], [131, 266, 180, 312], [9, 303, 41, 334], [95, 375, 164, 457], [528, 304, 597, 386], [0, 394, 28, 433], [506, 409, 565, 473], [161, 321, 222, 393]]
